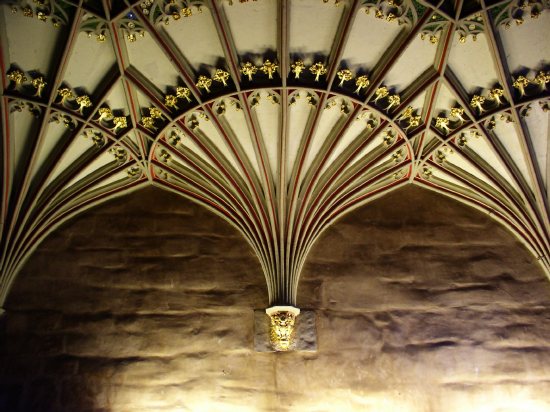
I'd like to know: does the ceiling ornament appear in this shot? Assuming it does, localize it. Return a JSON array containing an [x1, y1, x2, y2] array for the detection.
[[360, 0, 418, 26], [240, 61, 258, 81], [419, 13, 446, 44], [309, 62, 328, 81], [9, 99, 42, 117], [396, 106, 422, 133], [139, 0, 204, 24], [513, 71, 550, 98], [7, 68, 47, 98], [290, 60, 306, 79], [493, 0, 550, 27], [49, 109, 78, 129], [82, 128, 106, 149], [456, 15, 485, 43], [95, 107, 129, 135], [1, 1, 549, 348], [8, 0, 68, 27]]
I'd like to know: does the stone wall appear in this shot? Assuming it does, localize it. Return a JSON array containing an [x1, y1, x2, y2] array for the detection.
[[0, 186, 549, 411]]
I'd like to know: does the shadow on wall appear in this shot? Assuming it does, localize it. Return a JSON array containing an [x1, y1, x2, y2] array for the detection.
[[0, 187, 266, 412], [0, 185, 549, 411]]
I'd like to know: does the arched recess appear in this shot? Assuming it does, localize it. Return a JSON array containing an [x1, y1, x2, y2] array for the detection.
[[299, 184, 550, 309], [1, 184, 549, 412]]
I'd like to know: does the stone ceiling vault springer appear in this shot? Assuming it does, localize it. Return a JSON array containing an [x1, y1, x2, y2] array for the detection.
[[0, 0, 549, 323]]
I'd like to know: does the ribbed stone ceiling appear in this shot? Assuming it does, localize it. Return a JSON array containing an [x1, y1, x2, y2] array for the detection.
[[0, 0, 549, 309]]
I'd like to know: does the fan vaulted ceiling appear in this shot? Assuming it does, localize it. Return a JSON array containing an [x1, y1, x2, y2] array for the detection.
[[0, 0, 549, 309]]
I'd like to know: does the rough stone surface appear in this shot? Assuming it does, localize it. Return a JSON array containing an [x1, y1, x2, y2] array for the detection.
[[0, 185, 549, 411]]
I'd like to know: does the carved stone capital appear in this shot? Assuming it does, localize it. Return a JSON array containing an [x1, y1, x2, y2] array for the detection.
[[265, 306, 300, 351]]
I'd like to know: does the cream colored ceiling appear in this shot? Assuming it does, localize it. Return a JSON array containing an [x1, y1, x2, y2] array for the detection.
[[0, 0, 549, 309]]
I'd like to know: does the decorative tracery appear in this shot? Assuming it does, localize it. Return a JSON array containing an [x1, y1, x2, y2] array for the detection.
[[1, 0, 549, 351]]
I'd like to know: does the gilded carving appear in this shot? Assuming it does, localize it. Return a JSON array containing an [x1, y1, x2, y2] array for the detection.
[[176, 87, 192, 102], [309, 62, 327, 82], [213, 69, 230, 86], [112, 116, 127, 134], [240, 62, 258, 81], [290, 61, 306, 79], [470, 94, 486, 115], [510, 71, 550, 99], [7, 69, 47, 98], [196, 75, 212, 93], [31, 77, 47, 98], [449, 107, 466, 124], [76, 95, 92, 114], [56, 87, 94, 115], [266, 93, 280, 105], [385, 94, 400, 111], [81, 17, 108, 42], [149, 107, 163, 119], [141, 117, 157, 131], [260, 60, 279, 79], [404, 115, 420, 132], [96, 107, 114, 123], [109, 146, 128, 164], [337, 69, 353, 87], [356, 110, 379, 129], [487, 88, 505, 106], [397, 106, 414, 121], [140, 0, 204, 25], [435, 107, 467, 134], [57, 88, 75, 106], [397, 106, 421, 133], [306, 92, 318, 106], [266, 307, 300, 352], [435, 116, 451, 134], [420, 13, 446, 44], [361, 0, 417, 27], [83, 129, 106, 148], [513, 75, 530, 97], [533, 71, 550, 91], [7, 70, 27, 87], [485, 117, 497, 130], [456, 15, 484, 43], [373, 86, 389, 103], [354, 75, 370, 94], [165, 95, 179, 109], [10, 0, 68, 28]]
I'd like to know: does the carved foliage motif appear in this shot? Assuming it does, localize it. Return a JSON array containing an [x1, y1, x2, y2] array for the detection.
[[9, 0, 70, 27], [7, 69, 48, 98], [139, 0, 204, 25], [493, 0, 550, 28], [360, 0, 418, 27]]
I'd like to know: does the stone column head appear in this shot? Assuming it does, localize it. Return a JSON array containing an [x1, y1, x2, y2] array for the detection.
[[265, 306, 300, 351]]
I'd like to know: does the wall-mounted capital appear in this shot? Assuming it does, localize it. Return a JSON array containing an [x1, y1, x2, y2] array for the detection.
[[265, 306, 300, 351]]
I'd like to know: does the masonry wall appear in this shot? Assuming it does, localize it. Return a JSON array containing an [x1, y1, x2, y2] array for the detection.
[[0, 186, 549, 412]]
